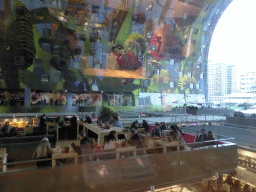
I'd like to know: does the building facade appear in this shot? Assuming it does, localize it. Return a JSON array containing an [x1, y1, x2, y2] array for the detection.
[[240, 72, 256, 93], [208, 63, 236, 103]]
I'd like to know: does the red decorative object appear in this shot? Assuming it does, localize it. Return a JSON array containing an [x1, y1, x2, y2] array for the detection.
[[117, 53, 142, 70]]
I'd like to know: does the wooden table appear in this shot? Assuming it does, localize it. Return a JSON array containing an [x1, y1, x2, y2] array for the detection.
[[154, 140, 180, 154], [0, 148, 7, 172], [115, 146, 136, 159], [52, 151, 78, 168], [85, 124, 132, 146]]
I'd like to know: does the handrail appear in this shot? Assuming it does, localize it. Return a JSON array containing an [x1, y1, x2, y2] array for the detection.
[[128, 169, 236, 192], [0, 137, 236, 167]]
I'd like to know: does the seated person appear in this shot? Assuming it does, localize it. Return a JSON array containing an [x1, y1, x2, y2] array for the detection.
[[174, 124, 182, 134], [84, 115, 92, 124], [1, 121, 11, 136], [112, 113, 119, 122], [207, 131, 215, 140], [71, 132, 91, 155], [71, 132, 91, 162], [104, 130, 119, 150], [169, 125, 180, 141], [128, 129, 144, 149], [142, 120, 148, 132], [150, 122, 162, 138], [130, 120, 139, 129], [169, 125, 186, 149], [160, 122, 166, 131], [112, 116, 124, 129], [32, 137, 53, 168], [195, 129, 208, 142]]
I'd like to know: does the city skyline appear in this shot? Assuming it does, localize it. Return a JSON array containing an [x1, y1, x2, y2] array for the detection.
[[208, 0, 256, 78]]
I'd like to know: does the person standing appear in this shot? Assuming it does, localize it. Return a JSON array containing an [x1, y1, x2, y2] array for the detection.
[[32, 137, 53, 168], [56, 114, 67, 140], [39, 114, 47, 133]]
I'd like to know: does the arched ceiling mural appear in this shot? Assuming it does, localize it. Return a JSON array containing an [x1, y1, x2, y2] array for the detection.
[[0, 0, 232, 96]]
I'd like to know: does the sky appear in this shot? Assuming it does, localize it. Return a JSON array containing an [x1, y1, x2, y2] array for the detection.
[[208, 0, 256, 78]]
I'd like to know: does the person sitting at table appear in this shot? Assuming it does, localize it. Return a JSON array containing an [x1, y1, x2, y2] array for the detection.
[[1, 121, 11, 136], [169, 125, 180, 141], [207, 131, 215, 140], [113, 113, 119, 121], [103, 131, 120, 159], [142, 120, 148, 132], [104, 130, 119, 150], [32, 137, 53, 168], [169, 125, 186, 149], [130, 120, 139, 129], [160, 122, 167, 131], [71, 132, 91, 156], [196, 129, 208, 142], [39, 114, 47, 133], [128, 128, 144, 149], [174, 124, 182, 134], [150, 122, 162, 138], [113, 116, 124, 129], [84, 115, 92, 124]]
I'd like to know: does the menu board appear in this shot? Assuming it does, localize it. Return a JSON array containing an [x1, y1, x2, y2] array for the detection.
[[31, 90, 67, 106], [72, 92, 102, 106], [104, 93, 134, 106]]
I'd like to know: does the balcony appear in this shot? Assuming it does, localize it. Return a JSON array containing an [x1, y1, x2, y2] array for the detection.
[[0, 137, 237, 192]]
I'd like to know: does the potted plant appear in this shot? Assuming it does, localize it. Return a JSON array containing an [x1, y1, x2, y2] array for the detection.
[[99, 106, 113, 122]]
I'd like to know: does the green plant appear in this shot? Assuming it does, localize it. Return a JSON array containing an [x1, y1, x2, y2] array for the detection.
[[99, 107, 113, 121]]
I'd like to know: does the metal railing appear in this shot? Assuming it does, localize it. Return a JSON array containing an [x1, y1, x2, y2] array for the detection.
[[0, 137, 236, 173]]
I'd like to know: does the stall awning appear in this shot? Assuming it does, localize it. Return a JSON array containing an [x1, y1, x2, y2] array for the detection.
[[80, 67, 147, 79]]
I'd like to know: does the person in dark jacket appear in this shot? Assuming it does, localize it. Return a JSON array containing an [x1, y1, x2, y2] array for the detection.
[[130, 120, 139, 129], [196, 129, 208, 142], [69, 116, 78, 139], [160, 122, 166, 131], [174, 124, 182, 134], [71, 132, 91, 154], [71, 132, 91, 162], [56, 114, 67, 140], [142, 120, 148, 132], [39, 114, 47, 133], [128, 129, 144, 149], [151, 122, 162, 138], [1, 121, 9, 135], [84, 115, 92, 124]]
